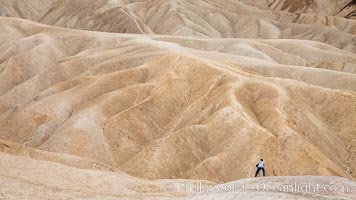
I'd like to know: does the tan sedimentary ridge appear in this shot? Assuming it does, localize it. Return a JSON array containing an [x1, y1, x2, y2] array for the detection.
[[0, 0, 355, 199], [2, 152, 355, 199], [240, 0, 356, 19], [0, 0, 355, 52], [0, 17, 355, 183]]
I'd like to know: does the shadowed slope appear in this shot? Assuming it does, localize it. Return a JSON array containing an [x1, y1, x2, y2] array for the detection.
[[240, 0, 356, 19]]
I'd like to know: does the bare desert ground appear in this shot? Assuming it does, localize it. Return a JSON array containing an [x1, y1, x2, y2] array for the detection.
[[0, 0, 355, 199]]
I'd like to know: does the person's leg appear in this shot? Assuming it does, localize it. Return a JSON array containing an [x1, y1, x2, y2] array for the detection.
[[255, 168, 261, 177], [262, 168, 266, 176]]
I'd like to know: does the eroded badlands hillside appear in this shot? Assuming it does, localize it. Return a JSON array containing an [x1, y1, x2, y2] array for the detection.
[[0, 0, 355, 199], [1, 0, 355, 51], [240, 0, 356, 19]]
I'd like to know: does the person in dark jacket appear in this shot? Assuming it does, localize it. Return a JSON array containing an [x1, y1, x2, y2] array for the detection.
[[255, 159, 266, 177]]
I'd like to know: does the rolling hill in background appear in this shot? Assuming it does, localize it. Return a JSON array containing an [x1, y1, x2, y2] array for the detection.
[[0, 0, 355, 199]]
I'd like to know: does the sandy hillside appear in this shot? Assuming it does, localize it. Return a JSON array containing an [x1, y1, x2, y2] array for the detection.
[[0, 0, 355, 51], [240, 0, 356, 19], [0, 0, 355, 199], [1, 151, 355, 199]]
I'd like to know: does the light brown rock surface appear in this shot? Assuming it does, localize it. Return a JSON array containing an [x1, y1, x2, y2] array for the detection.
[[0, 152, 190, 199], [1, 151, 354, 199], [184, 176, 356, 200], [240, 0, 356, 19], [0, 0, 355, 199], [0, 0, 355, 52]]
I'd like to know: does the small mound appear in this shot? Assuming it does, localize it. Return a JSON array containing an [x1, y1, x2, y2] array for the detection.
[[184, 176, 356, 200]]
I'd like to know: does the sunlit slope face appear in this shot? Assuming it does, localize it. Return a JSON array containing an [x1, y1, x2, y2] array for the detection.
[[0, 18, 355, 183], [0, 0, 355, 53], [0, 0, 355, 199], [1, 151, 355, 199]]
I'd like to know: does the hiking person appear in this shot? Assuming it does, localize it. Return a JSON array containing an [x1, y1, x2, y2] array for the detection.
[[255, 159, 266, 177]]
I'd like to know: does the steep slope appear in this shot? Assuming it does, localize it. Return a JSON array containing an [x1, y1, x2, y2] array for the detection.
[[0, 139, 117, 172], [240, 0, 356, 19], [0, 18, 355, 183], [0, 0, 355, 53], [0, 0, 355, 199], [0, 0, 56, 20]]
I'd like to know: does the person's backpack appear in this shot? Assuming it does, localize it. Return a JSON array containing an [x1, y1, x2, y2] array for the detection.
[[256, 163, 258, 167]]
